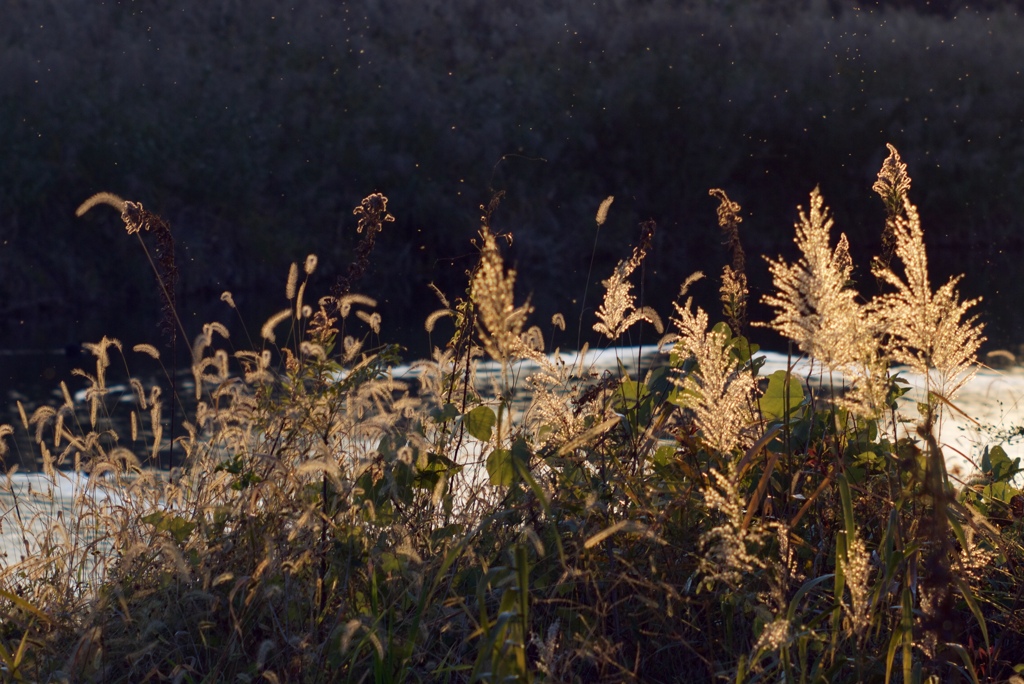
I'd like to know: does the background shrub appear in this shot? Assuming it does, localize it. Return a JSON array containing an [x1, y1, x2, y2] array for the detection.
[[2, 0, 1023, 355]]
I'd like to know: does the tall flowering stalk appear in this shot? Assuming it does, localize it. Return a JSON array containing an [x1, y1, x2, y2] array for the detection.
[[872, 142, 912, 275], [76, 192, 183, 467], [766, 145, 984, 408], [764, 145, 988, 649], [871, 198, 984, 403], [333, 192, 395, 301], [762, 188, 888, 418], [699, 460, 771, 589], [866, 147, 986, 643], [470, 224, 537, 365], [671, 299, 757, 454], [710, 188, 748, 335], [593, 220, 663, 341]]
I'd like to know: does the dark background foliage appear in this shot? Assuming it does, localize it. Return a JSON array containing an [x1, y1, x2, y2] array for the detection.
[[2, 0, 1023, 361]]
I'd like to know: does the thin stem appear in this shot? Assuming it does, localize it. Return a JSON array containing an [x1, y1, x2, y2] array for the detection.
[[134, 233, 185, 470], [576, 219, 603, 350], [134, 233, 189, 345]]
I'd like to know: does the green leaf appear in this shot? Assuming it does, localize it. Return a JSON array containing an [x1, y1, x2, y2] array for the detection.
[[886, 374, 912, 409], [845, 464, 867, 485], [511, 437, 532, 469], [616, 378, 646, 407], [711, 321, 734, 340], [487, 438, 531, 486], [838, 475, 856, 537], [645, 364, 674, 400], [379, 551, 403, 574], [465, 405, 497, 442], [615, 376, 653, 434], [424, 451, 454, 471], [487, 449, 514, 486], [514, 459, 549, 513], [431, 402, 461, 423], [760, 370, 805, 422], [652, 445, 676, 466], [981, 481, 1022, 509], [985, 445, 1021, 482], [142, 512, 196, 545], [729, 335, 761, 368], [851, 450, 883, 469], [786, 573, 834, 624], [944, 643, 981, 684]]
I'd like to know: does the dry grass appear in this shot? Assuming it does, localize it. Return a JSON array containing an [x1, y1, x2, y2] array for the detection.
[[2, 153, 1024, 683]]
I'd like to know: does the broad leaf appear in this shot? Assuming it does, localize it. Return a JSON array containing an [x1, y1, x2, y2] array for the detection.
[[431, 402, 461, 423], [142, 512, 196, 545], [982, 481, 1020, 504], [486, 438, 531, 486], [983, 445, 1021, 482], [464, 405, 496, 442], [487, 448, 514, 486], [760, 370, 804, 422]]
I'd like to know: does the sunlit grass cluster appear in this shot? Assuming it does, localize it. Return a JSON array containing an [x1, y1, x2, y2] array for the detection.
[[3, 146, 1024, 682]]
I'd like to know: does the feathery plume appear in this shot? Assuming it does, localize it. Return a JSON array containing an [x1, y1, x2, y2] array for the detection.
[[192, 322, 229, 364], [872, 143, 912, 220], [595, 195, 614, 227], [356, 310, 382, 334], [840, 531, 873, 636], [83, 336, 123, 391], [75, 191, 126, 217], [0, 424, 11, 458], [148, 386, 162, 464], [671, 299, 757, 453], [304, 253, 318, 275], [336, 293, 377, 319], [710, 188, 745, 274], [60, 382, 73, 409], [763, 189, 889, 416], [133, 343, 161, 359], [593, 220, 664, 340], [296, 281, 307, 319], [286, 262, 299, 300], [130, 378, 146, 409], [873, 143, 913, 276], [471, 224, 536, 362], [425, 309, 451, 333], [679, 271, 705, 299], [699, 460, 771, 587], [710, 188, 749, 333], [307, 303, 338, 345], [763, 189, 869, 367], [261, 308, 293, 343], [871, 198, 984, 400], [719, 265, 747, 336], [342, 335, 363, 362]]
